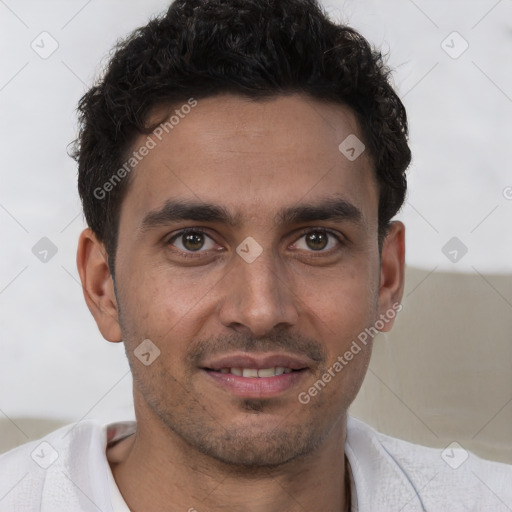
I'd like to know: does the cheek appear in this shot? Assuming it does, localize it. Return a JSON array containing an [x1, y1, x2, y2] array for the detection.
[[297, 260, 379, 332], [304, 273, 376, 407], [117, 261, 219, 351], [293, 263, 379, 402]]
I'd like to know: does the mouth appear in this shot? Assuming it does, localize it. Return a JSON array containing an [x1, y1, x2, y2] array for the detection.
[[200, 353, 311, 398], [206, 366, 299, 377]]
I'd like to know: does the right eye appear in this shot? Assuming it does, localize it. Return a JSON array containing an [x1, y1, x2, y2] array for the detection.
[[166, 228, 220, 258]]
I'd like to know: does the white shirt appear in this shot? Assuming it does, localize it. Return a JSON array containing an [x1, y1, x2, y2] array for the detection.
[[0, 416, 510, 511]]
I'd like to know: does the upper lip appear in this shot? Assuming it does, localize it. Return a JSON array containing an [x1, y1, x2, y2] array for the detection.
[[202, 352, 311, 371]]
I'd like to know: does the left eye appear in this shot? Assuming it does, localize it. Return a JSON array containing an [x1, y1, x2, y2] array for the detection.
[[293, 230, 341, 252]]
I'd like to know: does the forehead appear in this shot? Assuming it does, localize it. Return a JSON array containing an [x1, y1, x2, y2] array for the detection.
[[119, 94, 378, 230]]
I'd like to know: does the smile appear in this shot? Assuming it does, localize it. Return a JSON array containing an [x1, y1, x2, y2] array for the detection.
[[210, 367, 296, 377]]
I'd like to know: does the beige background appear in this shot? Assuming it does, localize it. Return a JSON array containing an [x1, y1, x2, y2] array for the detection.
[[2, 267, 511, 464], [350, 266, 512, 464]]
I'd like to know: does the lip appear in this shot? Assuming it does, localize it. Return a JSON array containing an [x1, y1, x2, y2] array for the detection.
[[200, 352, 311, 399], [201, 352, 311, 371], [202, 368, 308, 398]]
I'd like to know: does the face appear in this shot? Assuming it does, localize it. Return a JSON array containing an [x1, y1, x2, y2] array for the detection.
[[79, 93, 404, 467]]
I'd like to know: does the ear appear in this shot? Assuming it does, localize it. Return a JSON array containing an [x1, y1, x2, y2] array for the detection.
[[76, 228, 123, 342], [377, 221, 405, 332]]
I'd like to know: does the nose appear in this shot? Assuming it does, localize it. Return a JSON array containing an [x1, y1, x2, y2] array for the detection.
[[218, 245, 300, 338]]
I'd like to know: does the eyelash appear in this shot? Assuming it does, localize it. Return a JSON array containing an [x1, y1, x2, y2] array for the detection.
[[165, 227, 345, 259]]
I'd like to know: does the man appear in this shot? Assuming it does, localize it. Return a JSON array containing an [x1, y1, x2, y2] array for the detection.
[[1, 0, 510, 510]]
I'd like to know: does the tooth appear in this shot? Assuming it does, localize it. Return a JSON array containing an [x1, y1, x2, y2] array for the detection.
[[257, 368, 276, 377], [275, 367, 285, 375], [220, 368, 230, 374], [242, 368, 259, 378], [283, 368, 293, 374], [231, 368, 243, 376]]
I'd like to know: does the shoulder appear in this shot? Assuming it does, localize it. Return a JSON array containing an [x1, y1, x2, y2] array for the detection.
[[0, 421, 111, 512], [346, 416, 512, 511]]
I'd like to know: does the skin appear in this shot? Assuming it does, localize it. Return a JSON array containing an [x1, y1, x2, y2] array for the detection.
[[77, 93, 405, 512]]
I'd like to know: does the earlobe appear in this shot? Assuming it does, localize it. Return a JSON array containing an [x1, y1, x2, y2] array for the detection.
[[76, 228, 123, 342], [377, 221, 405, 332]]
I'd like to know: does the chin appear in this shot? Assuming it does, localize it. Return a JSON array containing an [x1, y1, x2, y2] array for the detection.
[[184, 419, 327, 469]]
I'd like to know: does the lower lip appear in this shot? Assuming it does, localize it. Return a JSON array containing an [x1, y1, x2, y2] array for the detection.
[[202, 369, 307, 398]]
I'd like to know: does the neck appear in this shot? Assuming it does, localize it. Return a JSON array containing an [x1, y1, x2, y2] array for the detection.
[[108, 413, 350, 512]]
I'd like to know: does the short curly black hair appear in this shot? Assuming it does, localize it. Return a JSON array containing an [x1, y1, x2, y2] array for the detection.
[[72, 0, 410, 275]]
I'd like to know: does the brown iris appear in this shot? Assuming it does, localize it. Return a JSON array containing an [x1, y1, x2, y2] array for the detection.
[[182, 232, 205, 251], [305, 231, 328, 251]]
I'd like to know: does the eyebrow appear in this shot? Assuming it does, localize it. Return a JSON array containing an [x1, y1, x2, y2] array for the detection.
[[139, 196, 363, 233]]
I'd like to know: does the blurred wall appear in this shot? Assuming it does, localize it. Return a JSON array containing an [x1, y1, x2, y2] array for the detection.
[[351, 266, 512, 464]]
